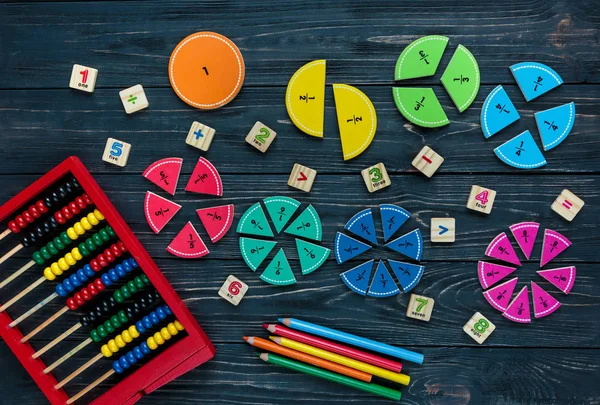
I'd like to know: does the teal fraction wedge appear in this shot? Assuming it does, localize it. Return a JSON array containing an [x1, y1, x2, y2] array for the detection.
[[388, 259, 424, 293], [367, 261, 400, 298], [284, 204, 322, 242], [494, 130, 547, 170], [239, 237, 277, 271], [385, 229, 423, 261], [264, 196, 301, 234], [510, 62, 563, 102], [535, 102, 575, 151], [480, 85, 520, 139], [379, 204, 411, 242], [344, 208, 377, 244], [334, 232, 372, 264], [237, 202, 274, 237], [260, 249, 296, 286], [340, 260, 374, 296], [296, 239, 330, 275]]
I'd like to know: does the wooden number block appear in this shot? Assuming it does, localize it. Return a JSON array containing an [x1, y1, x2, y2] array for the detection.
[[69, 64, 98, 93], [551, 189, 584, 222], [406, 294, 434, 322], [463, 312, 495, 344], [218, 275, 248, 306], [288, 163, 317, 192], [467, 185, 496, 214], [245, 121, 276, 153], [186, 121, 216, 151], [361, 163, 391, 193], [102, 138, 131, 167], [119, 84, 149, 114], [412, 146, 444, 178], [431, 217, 455, 243]]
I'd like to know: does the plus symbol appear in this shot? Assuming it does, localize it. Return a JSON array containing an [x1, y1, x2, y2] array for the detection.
[[194, 128, 205, 140]]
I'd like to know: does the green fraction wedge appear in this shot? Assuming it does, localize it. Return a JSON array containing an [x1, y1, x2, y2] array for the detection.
[[260, 249, 297, 286], [284, 204, 322, 242], [239, 237, 277, 271], [393, 87, 449, 128], [394, 35, 449, 80], [440, 45, 480, 112], [295, 239, 331, 275], [263, 196, 301, 234], [236, 202, 274, 237]]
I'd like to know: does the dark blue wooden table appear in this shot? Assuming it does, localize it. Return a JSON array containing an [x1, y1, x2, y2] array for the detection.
[[0, 1, 599, 404]]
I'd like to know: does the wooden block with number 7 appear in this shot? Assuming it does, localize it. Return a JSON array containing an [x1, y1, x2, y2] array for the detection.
[[463, 312, 495, 344], [218, 275, 248, 306], [467, 185, 496, 214], [288, 163, 317, 192], [406, 294, 434, 322], [361, 163, 391, 193], [246, 121, 276, 153]]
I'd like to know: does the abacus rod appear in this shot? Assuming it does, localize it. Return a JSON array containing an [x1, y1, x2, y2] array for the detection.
[[0, 244, 24, 265], [21, 305, 69, 343], [44, 329, 87, 374], [33, 323, 84, 359], [0, 229, 11, 241], [0, 276, 45, 312], [55, 352, 103, 390], [10, 292, 58, 327], [0, 260, 35, 289], [66, 369, 114, 405]]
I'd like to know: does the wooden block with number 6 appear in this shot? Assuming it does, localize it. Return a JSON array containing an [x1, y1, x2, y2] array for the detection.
[[361, 163, 391, 193], [551, 189, 584, 222], [102, 138, 131, 167], [463, 312, 495, 344], [186, 121, 216, 151], [467, 185, 496, 214], [412, 146, 444, 178], [288, 163, 316, 192], [406, 294, 434, 322], [246, 121, 276, 153], [218, 275, 248, 306]]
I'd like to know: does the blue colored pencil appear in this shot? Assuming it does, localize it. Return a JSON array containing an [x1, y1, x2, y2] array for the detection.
[[279, 318, 424, 365]]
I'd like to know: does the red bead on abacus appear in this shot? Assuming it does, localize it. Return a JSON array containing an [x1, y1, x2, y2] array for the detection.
[[7, 200, 49, 233], [22, 211, 34, 223]]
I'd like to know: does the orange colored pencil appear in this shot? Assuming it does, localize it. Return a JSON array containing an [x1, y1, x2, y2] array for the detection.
[[244, 336, 372, 382]]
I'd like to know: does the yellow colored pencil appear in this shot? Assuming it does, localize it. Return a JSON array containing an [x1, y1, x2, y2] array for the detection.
[[270, 336, 410, 386]]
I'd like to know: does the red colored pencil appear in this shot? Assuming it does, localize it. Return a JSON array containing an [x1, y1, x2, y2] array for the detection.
[[263, 323, 402, 373]]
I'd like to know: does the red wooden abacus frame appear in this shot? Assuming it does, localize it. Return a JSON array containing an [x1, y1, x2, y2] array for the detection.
[[0, 156, 215, 405]]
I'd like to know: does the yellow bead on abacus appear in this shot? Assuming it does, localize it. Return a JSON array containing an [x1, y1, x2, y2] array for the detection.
[[174, 320, 184, 331], [80, 217, 91, 231], [122, 330, 132, 343], [64, 253, 76, 266], [153, 332, 165, 345], [51, 262, 63, 276], [88, 212, 100, 225], [73, 222, 85, 235], [147, 336, 158, 350], [115, 335, 125, 348], [167, 323, 178, 335], [72, 248, 82, 260], [44, 267, 56, 281], [94, 209, 105, 221], [101, 344, 113, 358], [160, 327, 171, 341], [67, 228, 78, 240], [57, 258, 69, 271], [108, 340, 119, 353], [129, 326, 139, 339]]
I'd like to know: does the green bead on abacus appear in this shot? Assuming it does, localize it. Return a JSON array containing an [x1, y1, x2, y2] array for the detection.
[[52, 236, 65, 251], [92, 233, 102, 246], [107, 226, 115, 237], [141, 274, 150, 285], [90, 329, 101, 343], [109, 315, 121, 329], [47, 243, 59, 255], [104, 320, 115, 334], [121, 285, 132, 300], [97, 325, 108, 338]]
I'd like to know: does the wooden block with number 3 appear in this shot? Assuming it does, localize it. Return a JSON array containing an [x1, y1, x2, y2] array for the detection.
[[361, 163, 391, 193], [288, 163, 317, 192], [412, 146, 444, 178], [218, 275, 248, 306], [246, 121, 276, 153], [406, 294, 434, 322], [551, 189, 584, 222], [463, 312, 495, 344], [467, 185, 496, 214]]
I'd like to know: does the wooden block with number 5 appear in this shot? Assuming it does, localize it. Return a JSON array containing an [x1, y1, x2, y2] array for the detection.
[[463, 312, 495, 344], [246, 121, 276, 153], [288, 163, 317, 192], [361, 163, 391, 193], [218, 275, 248, 306], [102, 137, 131, 167], [467, 185, 496, 214], [406, 294, 434, 322]]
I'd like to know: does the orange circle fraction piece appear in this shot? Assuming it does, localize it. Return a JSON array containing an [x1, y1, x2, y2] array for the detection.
[[169, 32, 245, 110]]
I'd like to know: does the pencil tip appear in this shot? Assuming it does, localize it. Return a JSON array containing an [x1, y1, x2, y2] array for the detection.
[[279, 318, 290, 325], [277, 318, 284, 323], [265, 324, 276, 332], [242, 336, 248, 341], [259, 353, 268, 361]]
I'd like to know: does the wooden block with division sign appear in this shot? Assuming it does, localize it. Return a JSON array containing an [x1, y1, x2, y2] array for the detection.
[[430, 217, 455, 242], [119, 84, 149, 114], [186, 121, 216, 151], [406, 294, 434, 322], [463, 312, 496, 344], [102, 138, 131, 167], [69, 64, 98, 93], [288, 163, 316, 192], [218, 275, 248, 306], [361, 163, 391, 193], [551, 189, 584, 222], [246, 121, 276, 153], [412, 146, 444, 178], [467, 185, 496, 214]]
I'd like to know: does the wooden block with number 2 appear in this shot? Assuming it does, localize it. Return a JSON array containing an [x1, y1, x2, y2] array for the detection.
[[467, 185, 496, 214], [463, 312, 495, 344], [406, 294, 434, 322], [218, 275, 248, 306], [361, 163, 391, 193], [246, 121, 276, 153]]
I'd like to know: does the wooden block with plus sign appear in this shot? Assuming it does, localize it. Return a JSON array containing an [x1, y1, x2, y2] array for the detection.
[[245, 121, 276, 153], [102, 138, 131, 167], [463, 312, 495, 344], [186, 121, 216, 151], [218, 275, 248, 306], [69, 64, 98, 93], [361, 163, 391, 193], [412, 146, 444, 178], [406, 294, 434, 322], [551, 189, 584, 222], [467, 185, 496, 214], [119, 84, 149, 114], [288, 163, 316, 192], [431, 217, 455, 242]]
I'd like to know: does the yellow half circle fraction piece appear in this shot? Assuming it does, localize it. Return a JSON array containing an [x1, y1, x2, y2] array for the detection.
[[285, 60, 326, 138]]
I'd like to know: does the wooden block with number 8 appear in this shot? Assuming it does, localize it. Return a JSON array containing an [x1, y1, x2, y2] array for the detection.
[[406, 294, 434, 322], [186, 121, 216, 151], [463, 312, 495, 344], [551, 189, 584, 222], [361, 163, 391, 193], [218, 275, 248, 306], [412, 146, 444, 178], [69, 64, 98, 93], [288, 163, 317, 192], [467, 185, 496, 214], [246, 121, 276, 153], [102, 137, 131, 167]]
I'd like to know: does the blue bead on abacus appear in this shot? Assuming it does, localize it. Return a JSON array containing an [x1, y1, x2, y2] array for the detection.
[[56, 264, 94, 297]]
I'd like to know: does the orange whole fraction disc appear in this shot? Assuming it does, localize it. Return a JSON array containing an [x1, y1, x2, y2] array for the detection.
[[169, 32, 245, 109]]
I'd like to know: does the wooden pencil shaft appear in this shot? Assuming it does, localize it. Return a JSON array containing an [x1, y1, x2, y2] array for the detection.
[[66, 369, 115, 405], [0, 243, 24, 265], [0, 228, 11, 241], [10, 292, 57, 328], [21, 305, 69, 343], [0, 276, 45, 312], [33, 323, 84, 359], [0, 260, 35, 290], [44, 332, 88, 374], [56, 352, 103, 389]]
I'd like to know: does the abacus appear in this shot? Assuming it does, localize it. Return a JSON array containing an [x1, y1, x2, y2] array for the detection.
[[0, 157, 215, 405]]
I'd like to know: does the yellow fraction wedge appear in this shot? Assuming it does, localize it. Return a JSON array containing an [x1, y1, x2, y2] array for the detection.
[[333, 84, 377, 161], [285, 60, 326, 137]]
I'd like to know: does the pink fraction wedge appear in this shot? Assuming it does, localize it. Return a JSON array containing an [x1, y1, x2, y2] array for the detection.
[[483, 277, 518, 312], [531, 281, 561, 318], [510, 222, 540, 260], [537, 266, 576, 294], [503, 286, 531, 323], [478, 261, 517, 289], [540, 229, 571, 267], [485, 232, 521, 266]]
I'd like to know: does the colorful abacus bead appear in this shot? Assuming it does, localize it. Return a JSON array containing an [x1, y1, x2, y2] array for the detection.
[[54, 194, 93, 224], [88, 241, 127, 272]]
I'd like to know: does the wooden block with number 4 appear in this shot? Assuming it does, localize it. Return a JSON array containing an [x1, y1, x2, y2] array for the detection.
[[361, 163, 391, 193], [288, 163, 316, 192], [218, 275, 248, 306], [406, 294, 434, 322], [412, 146, 444, 178], [467, 185, 496, 214], [102, 138, 131, 167], [551, 189, 584, 222], [463, 312, 495, 344], [246, 121, 276, 153]]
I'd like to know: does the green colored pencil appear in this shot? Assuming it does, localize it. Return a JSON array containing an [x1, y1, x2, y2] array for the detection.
[[259, 353, 402, 401]]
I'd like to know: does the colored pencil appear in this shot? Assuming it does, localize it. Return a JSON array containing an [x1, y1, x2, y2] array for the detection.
[[271, 336, 410, 386], [259, 353, 402, 401], [279, 317, 424, 364], [244, 336, 372, 382], [264, 323, 403, 373]]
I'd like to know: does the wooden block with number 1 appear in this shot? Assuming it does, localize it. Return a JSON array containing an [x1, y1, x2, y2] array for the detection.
[[463, 312, 495, 344], [467, 185, 496, 214], [102, 138, 131, 167], [246, 121, 276, 153], [69, 64, 98, 93], [361, 163, 391, 193], [406, 294, 434, 322], [288, 163, 316, 192], [412, 146, 444, 178], [551, 189, 584, 222], [218, 275, 248, 306], [186, 121, 216, 151]]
